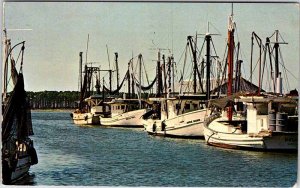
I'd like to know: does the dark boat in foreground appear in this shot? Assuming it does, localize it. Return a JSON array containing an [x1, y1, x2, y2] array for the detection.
[[2, 29, 38, 184]]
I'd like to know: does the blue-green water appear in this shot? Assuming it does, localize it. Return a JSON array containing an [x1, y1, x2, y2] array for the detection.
[[23, 111, 297, 186]]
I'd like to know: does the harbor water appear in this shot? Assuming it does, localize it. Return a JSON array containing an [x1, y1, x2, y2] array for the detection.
[[21, 111, 297, 186]]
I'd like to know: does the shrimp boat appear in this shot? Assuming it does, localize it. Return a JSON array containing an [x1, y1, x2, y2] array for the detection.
[[100, 98, 149, 128], [204, 94, 298, 151], [203, 11, 298, 151], [2, 29, 38, 184], [143, 26, 223, 138], [71, 52, 109, 125], [143, 95, 209, 138]]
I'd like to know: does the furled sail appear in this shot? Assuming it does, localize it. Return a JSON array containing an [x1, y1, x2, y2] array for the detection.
[[2, 72, 33, 142]]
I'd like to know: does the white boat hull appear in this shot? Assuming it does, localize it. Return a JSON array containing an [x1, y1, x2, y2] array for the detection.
[[144, 109, 208, 138], [72, 112, 100, 125], [100, 109, 146, 128], [204, 117, 298, 151]]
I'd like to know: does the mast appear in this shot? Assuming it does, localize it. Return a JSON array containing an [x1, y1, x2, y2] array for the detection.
[[138, 54, 142, 108], [251, 32, 262, 94], [85, 34, 89, 64], [265, 37, 275, 92], [3, 29, 9, 99], [131, 60, 135, 98], [79, 52, 83, 94], [128, 60, 131, 99], [205, 34, 211, 101], [272, 30, 287, 94], [115, 52, 119, 90], [102, 77, 105, 100], [109, 70, 112, 92], [234, 42, 240, 93], [171, 55, 175, 95], [227, 9, 235, 121], [167, 56, 172, 93], [156, 50, 162, 97], [274, 30, 279, 80], [162, 54, 167, 96], [187, 36, 197, 94]]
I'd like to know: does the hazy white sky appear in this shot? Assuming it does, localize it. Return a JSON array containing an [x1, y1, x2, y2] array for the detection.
[[3, 2, 299, 92]]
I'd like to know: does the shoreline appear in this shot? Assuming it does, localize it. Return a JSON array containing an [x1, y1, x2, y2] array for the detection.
[[31, 109, 74, 112]]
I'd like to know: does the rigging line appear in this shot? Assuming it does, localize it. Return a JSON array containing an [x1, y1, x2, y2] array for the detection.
[[278, 48, 291, 90], [278, 32, 287, 43], [260, 46, 267, 90], [186, 48, 195, 94], [133, 57, 139, 78], [176, 45, 188, 66], [196, 38, 206, 64], [278, 47, 297, 79], [208, 22, 222, 36], [235, 26, 240, 43], [7, 45, 24, 86], [262, 58, 271, 92], [187, 44, 194, 79], [268, 31, 276, 39], [15, 46, 22, 67], [180, 44, 188, 94], [219, 42, 228, 85], [247, 57, 260, 83], [141, 57, 150, 85], [210, 39, 218, 57]]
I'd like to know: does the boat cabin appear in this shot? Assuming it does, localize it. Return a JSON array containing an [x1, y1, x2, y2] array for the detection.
[[106, 99, 149, 117], [148, 94, 210, 120], [84, 94, 110, 114]]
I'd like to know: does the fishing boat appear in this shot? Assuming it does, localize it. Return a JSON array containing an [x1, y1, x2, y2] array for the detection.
[[203, 11, 298, 151], [72, 94, 110, 125], [2, 29, 38, 184], [204, 94, 298, 151], [71, 52, 109, 125], [143, 95, 209, 138], [143, 27, 223, 138], [100, 98, 149, 128]]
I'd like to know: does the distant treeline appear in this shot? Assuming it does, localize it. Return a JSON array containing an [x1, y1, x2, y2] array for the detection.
[[27, 91, 79, 109], [26, 91, 156, 109]]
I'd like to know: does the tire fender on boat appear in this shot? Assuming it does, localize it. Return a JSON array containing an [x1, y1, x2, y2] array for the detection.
[[152, 122, 157, 133], [29, 147, 38, 165], [161, 121, 166, 131]]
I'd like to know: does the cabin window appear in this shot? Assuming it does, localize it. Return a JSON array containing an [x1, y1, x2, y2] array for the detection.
[[236, 102, 244, 112], [184, 103, 190, 110], [121, 105, 125, 110], [193, 103, 198, 109]]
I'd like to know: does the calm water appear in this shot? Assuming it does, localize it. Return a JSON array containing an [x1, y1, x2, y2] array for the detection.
[[22, 111, 297, 186]]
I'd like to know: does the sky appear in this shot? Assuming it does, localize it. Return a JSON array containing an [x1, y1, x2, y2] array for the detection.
[[2, 2, 299, 93]]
